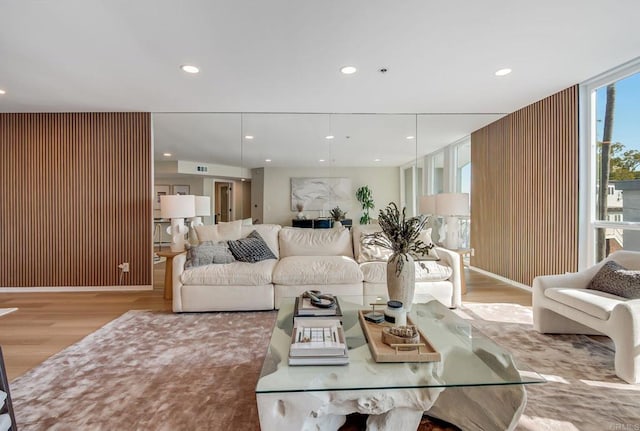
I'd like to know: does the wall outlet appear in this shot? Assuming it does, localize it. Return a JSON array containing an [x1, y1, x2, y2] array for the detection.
[[119, 262, 130, 272]]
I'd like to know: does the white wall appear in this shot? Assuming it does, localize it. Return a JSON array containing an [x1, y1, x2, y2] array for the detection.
[[262, 167, 400, 226]]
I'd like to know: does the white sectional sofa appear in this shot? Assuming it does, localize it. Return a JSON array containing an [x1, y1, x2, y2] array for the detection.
[[171, 222, 462, 312]]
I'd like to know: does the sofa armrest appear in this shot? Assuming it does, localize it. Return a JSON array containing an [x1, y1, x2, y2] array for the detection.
[[532, 262, 604, 294], [613, 300, 640, 335], [433, 247, 462, 308]]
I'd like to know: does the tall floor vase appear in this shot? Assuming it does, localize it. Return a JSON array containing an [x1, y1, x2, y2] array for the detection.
[[386, 253, 416, 312]]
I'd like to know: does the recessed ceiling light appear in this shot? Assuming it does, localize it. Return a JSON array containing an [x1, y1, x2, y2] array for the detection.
[[180, 64, 200, 74], [374, 158, 381, 162], [265, 159, 272, 163], [163, 153, 172, 157], [495, 68, 512, 76], [340, 66, 357, 75], [325, 135, 335, 140], [241, 178, 246, 182], [0, 89, 5, 95], [319, 159, 326, 162], [244, 135, 254, 140], [406, 136, 415, 140]]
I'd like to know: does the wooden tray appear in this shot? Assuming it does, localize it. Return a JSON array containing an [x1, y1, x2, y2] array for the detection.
[[358, 310, 441, 363]]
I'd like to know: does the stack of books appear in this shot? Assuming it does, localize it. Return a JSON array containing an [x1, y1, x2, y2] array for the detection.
[[288, 318, 349, 365], [293, 295, 343, 324]]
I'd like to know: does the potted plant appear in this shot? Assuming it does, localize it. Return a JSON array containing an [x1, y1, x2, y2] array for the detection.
[[364, 202, 433, 311], [356, 186, 375, 225], [329, 206, 346, 221]]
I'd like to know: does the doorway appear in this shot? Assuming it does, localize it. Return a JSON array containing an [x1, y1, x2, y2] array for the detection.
[[215, 182, 233, 223]]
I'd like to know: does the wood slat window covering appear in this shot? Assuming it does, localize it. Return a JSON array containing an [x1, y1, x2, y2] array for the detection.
[[0, 113, 152, 287], [470, 86, 578, 286]]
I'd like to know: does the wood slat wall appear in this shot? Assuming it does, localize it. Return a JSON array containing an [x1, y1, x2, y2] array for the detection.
[[0, 113, 152, 287], [470, 86, 579, 286]]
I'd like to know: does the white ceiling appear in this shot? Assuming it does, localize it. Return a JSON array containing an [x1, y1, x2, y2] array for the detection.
[[1, 0, 639, 167]]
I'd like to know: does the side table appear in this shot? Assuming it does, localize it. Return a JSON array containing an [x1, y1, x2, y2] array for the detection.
[[441, 247, 473, 295], [156, 250, 185, 300]]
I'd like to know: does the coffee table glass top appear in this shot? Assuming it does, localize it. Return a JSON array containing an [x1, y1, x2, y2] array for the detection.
[[256, 296, 545, 394]]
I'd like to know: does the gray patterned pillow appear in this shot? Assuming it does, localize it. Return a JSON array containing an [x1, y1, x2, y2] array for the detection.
[[184, 241, 236, 269], [227, 230, 277, 263], [587, 260, 640, 299]]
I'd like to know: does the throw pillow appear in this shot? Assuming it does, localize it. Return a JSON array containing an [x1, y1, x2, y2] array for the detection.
[[227, 230, 277, 263], [359, 233, 393, 263], [185, 241, 236, 269], [587, 260, 640, 299], [410, 228, 440, 261]]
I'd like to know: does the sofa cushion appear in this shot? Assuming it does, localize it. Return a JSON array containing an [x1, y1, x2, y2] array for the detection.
[[181, 259, 277, 286], [359, 236, 393, 263], [184, 241, 235, 268], [195, 220, 243, 242], [415, 260, 452, 280], [360, 260, 453, 283], [410, 229, 439, 261], [352, 223, 382, 262], [240, 224, 281, 259], [544, 288, 625, 320], [355, 224, 438, 263], [228, 230, 277, 263], [587, 260, 640, 299], [273, 256, 363, 285], [279, 227, 353, 258]]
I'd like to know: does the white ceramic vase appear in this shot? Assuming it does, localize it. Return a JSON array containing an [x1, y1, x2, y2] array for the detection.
[[386, 253, 416, 312]]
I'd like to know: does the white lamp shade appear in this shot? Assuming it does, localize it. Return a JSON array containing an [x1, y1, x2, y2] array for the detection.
[[160, 194, 196, 219], [419, 195, 438, 215], [195, 196, 211, 216], [436, 193, 470, 216]]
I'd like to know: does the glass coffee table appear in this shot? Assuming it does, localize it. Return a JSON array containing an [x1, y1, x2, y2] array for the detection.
[[256, 295, 545, 431]]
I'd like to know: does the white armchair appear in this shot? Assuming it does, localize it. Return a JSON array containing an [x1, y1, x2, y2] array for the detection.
[[532, 250, 640, 384]]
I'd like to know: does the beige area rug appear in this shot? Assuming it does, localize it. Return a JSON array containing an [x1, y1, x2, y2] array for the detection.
[[0, 308, 17, 317], [460, 303, 640, 431], [9, 304, 640, 431]]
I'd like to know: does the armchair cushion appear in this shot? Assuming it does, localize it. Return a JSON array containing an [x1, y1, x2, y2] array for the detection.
[[587, 261, 640, 299], [544, 288, 624, 320]]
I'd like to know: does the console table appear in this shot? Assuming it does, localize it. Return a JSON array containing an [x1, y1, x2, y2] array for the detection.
[[292, 218, 352, 229]]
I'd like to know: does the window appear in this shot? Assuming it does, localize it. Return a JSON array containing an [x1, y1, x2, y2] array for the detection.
[[456, 139, 471, 193], [433, 152, 444, 194], [580, 60, 640, 267]]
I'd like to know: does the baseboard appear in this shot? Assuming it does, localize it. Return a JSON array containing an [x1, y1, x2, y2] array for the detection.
[[468, 266, 532, 292], [0, 285, 154, 293]]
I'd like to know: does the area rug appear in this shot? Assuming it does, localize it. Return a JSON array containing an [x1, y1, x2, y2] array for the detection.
[[0, 308, 17, 317], [9, 304, 640, 431], [460, 303, 640, 431]]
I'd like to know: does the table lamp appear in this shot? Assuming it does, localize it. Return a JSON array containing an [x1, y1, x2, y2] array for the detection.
[[419, 194, 441, 244], [160, 194, 196, 252], [436, 193, 469, 250], [190, 196, 211, 228]]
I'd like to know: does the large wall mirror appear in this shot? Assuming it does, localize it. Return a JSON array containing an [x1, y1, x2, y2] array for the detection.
[[152, 112, 502, 245]]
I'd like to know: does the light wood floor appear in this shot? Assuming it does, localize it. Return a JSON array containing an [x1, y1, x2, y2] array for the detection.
[[0, 264, 531, 381]]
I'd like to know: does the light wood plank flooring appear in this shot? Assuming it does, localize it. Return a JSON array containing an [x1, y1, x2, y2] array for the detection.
[[0, 264, 531, 381]]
